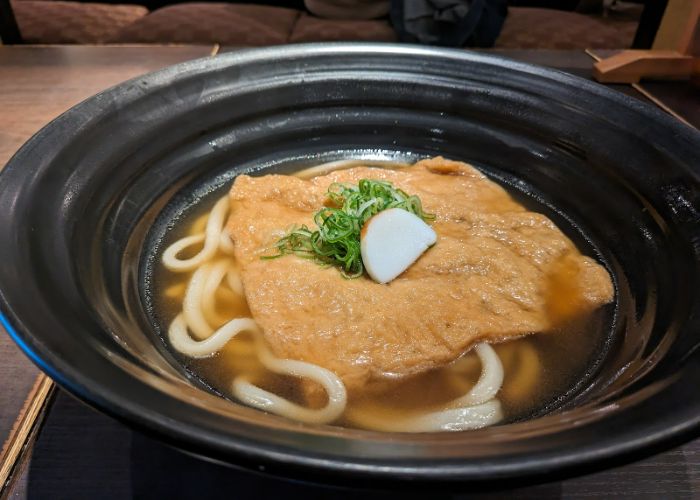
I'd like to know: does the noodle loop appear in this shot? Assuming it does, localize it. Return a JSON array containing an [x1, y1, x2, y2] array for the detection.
[[347, 343, 503, 432], [163, 196, 348, 424], [233, 337, 347, 424], [169, 314, 258, 358], [162, 196, 229, 272]]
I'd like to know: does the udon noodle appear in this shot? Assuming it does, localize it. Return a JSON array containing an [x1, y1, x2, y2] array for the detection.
[[162, 187, 507, 430], [156, 158, 614, 431]]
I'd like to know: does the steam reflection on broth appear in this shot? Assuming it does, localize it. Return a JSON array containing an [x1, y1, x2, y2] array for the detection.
[[153, 158, 613, 431]]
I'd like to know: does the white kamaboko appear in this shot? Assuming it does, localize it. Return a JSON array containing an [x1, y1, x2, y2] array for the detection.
[[361, 208, 437, 284]]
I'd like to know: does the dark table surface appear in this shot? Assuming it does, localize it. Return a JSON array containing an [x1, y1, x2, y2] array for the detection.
[[12, 390, 700, 500], [0, 45, 698, 500]]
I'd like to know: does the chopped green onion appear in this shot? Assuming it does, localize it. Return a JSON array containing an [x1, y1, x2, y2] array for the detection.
[[262, 179, 434, 278]]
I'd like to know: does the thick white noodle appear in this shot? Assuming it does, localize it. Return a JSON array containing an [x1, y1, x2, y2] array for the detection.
[[201, 260, 231, 327], [347, 343, 504, 432], [161, 234, 205, 268], [292, 159, 410, 180], [168, 314, 258, 358], [292, 159, 365, 179], [219, 231, 236, 256], [168, 262, 347, 424], [449, 343, 504, 407], [232, 338, 347, 425], [182, 263, 214, 340], [226, 266, 244, 296], [162, 196, 229, 272], [351, 400, 503, 432]]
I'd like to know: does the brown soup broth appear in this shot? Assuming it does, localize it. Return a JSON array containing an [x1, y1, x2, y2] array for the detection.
[[151, 166, 612, 427]]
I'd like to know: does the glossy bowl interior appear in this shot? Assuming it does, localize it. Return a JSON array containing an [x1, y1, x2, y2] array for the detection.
[[0, 44, 699, 488]]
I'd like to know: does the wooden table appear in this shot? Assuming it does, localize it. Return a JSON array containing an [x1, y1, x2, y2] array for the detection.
[[0, 45, 697, 499]]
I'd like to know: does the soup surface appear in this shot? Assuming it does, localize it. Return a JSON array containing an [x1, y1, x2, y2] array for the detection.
[[151, 157, 614, 431]]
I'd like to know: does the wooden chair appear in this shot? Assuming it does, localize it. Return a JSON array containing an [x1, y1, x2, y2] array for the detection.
[[594, 0, 699, 83]]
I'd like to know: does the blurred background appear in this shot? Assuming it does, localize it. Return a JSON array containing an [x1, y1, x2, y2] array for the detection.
[[0, 0, 656, 50]]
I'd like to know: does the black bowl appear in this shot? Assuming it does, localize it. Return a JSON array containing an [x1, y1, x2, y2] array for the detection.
[[1, 44, 699, 489]]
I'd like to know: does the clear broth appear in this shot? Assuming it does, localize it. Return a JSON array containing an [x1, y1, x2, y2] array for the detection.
[[152, 165, 610, 428]]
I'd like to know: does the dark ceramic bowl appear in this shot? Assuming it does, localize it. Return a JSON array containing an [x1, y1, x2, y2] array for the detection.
[[0, 44, 699, 489]]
